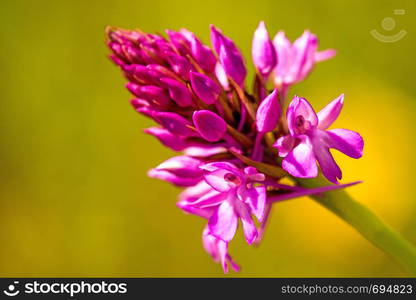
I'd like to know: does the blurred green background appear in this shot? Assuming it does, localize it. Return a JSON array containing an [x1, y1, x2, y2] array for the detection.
[[1, 0, 415, 277]]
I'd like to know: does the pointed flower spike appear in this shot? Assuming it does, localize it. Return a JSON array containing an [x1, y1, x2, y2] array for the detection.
[[252, 21, 277, 78], [159, 77, 193, 107], [193, 110, 227, 142], [256, 89, 281, 133], [190, 72, 221, 104], [210, 25, 247, 87]]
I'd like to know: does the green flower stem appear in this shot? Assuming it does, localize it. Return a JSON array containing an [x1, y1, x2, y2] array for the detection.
[[298, 176, 416, 276]]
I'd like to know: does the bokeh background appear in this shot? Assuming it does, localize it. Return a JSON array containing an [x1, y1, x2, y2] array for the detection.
[[1, 0, 415, 277]]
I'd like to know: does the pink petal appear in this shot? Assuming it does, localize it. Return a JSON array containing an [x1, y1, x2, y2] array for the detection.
[[192, 190, 228, 208], [164, 51, 194, 80], [272, 31, 292, 83], [147, 169, 201, 187], [184, 145, 227, 157], [202, 227, 240, 273], [200, 161, 241, 173], [256, 89, 281, 133], [153, 111, 195, 137], [293, 30, 318, 81], [203, 169, 235, 192], [144, 127, 186, 151], [313, 145, 342, 184], [181, 29, 216, 73], [235, 201, 258, 245], [177, 200, 214, 219], [244, 166, 266, 182], [179, 180, 212, 203], [274, 135, 296, 158], [190, 72, 220, 105], [211, 25, 247, 86], [215, 62, 230, 90], [326, 128, 364, 159], [201, 162, 243, 192], [193, 110, 227, 142], [252, 21, 277, 77], [315, 49, 336, 62], [208, 200, 238, 242], [282, 136, 318, 178], [317, 94, 344, 130], [153, 155, 201, 177], [241, 186, 266, 222], [159, 77, 193, 107], [216, 240, 231, 273]]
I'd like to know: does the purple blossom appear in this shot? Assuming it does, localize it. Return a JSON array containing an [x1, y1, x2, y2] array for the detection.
[[106, 23, 363, 273], [179, 162, 266, 244], [252, 21, 277, 78], [274, 95, 364, 183], [272, 30, 336, 88]]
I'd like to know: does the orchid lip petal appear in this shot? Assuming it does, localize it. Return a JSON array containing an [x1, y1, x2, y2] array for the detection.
[[235, 200, 258, 245], [208, 200, 238, 242], [313, 143, 342, 184], [282, 135, 318, 178]]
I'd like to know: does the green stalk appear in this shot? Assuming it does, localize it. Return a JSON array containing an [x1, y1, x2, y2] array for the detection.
[[298, 176, 416, 276]]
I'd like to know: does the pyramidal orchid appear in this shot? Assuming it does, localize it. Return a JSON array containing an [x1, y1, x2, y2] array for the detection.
[[106, 22, 416, 275], [274, 94, 363, 183]]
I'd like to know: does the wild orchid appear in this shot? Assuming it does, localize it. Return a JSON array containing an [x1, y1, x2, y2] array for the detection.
[[106, 21, 416, 275]]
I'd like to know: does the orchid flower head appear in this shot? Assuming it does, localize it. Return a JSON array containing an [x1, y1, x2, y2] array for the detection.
[[106, 22, 363, 273]]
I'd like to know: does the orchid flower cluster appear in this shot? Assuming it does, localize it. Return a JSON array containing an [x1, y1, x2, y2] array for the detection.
[[106, 22, 364, 273]]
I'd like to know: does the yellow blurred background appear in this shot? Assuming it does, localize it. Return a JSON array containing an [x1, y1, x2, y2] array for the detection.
[[1, 0, 415, 277]]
